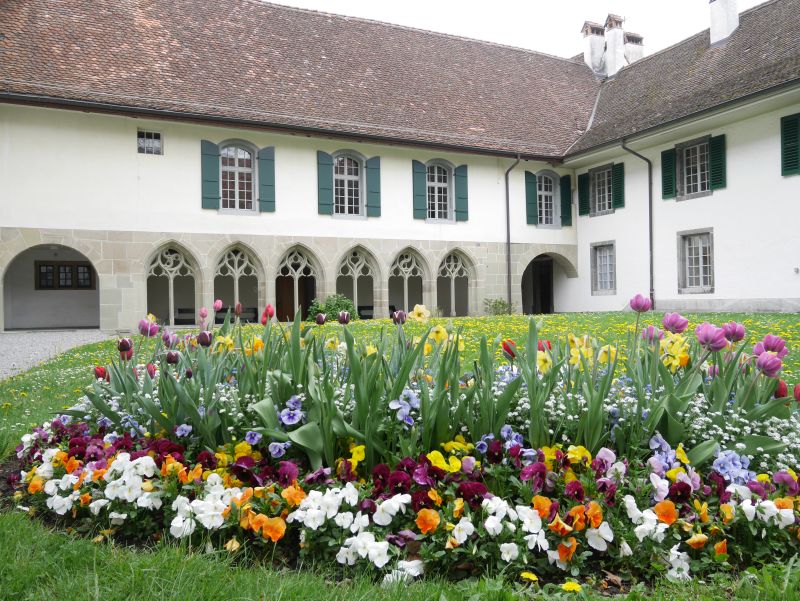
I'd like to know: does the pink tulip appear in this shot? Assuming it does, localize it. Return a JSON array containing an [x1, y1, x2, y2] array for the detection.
[[213, 299, 223, 312], [629, 293, 652, 313], [662, 312, 689, 334]]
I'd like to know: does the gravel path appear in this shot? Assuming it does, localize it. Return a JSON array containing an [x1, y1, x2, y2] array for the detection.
[[0, 329, 110, 380]]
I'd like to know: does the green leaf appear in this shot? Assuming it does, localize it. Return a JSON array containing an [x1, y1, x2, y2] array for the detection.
[[686, 439, 719, 466]]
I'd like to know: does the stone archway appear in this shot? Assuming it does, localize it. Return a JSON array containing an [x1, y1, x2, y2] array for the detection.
[[521, 255, 554, 314], [275, 247, 319, 321], [2, 244, 99, 330], [213, 246, 261, 323], [436, 251, 472, 317], [336, 247, 377, 319], [388, 249, 427, 314], [146, 246, 198, 326]]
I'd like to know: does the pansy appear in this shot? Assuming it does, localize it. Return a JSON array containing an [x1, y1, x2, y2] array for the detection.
[[586, 521, 614, 551]]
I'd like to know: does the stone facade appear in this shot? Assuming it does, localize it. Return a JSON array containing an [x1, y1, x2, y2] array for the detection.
[[0, 227, 577, 332]]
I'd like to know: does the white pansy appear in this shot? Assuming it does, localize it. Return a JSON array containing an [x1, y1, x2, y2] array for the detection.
[[622, 495, 643, 524], [304, 508, 326, 530], [109, 511, 127, 525], [619, 540, 633, 557], [452, 517, 475, 544], [586, 521, 614, 551], [46, 493, 75, 515], [350, 511, 370, 534], [172, 495, 192, 517], [336, 544, 358, 566], [89, 499, 110, 515], [342, 482, 359, 506], [352, 532, 377, 558], [524, 529, 549, 552], [320, 490, 342, 518], [484, 515, 503, 537], [398, 559, 424, 577], [499, 542, 519, 562], [516, 506, 543, 534], [169, 514, 196, 538], [129, 456, 157, 477], [368, 540, 391, 568], [740, 499, 757, 521], [666, 544, 691, 581], [334, 511, 354, 530], [607, 461, 627, 483], [137, 492, 163, 510], [546, 549, 568, 571], [44, 480, 59, 496]]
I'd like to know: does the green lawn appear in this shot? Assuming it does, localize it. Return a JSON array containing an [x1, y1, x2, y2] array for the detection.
[[1, 312, 799, 600]]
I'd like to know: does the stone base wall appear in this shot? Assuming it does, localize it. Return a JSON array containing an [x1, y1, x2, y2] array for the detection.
[[0, 228, 578, 332]]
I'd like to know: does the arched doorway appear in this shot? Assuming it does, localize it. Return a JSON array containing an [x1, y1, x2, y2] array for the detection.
[[3, 244, 99, 330], [388, 250, 425, 314], [213, 247, 260, 323], [147, 247, 197, 326], [521, 255, 554, 314], [336, 248, 376, 319], [437, 252, 470, 317], [275, 248, 318, 321]]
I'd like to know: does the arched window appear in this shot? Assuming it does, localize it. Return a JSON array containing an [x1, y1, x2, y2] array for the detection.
[[147, 248, 196, 326], [426, 162, 451, 220], [275, 248, 318, 321], [214, 247, 260, 322], [537, 174, 555, 225], [437, 252, 470, 317], [336, 248, 375, 318], [389, 251, 424, 313], [333, 154, 363, 216], [220, 144, 254, 211]]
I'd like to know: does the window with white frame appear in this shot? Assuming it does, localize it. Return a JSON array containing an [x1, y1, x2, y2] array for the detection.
[[220, 145, 254, 211], [590, 166, 613, 214], [426, 163, 451, 220], [681, 140, 710, 196], [137, 130, 162, 155], [591, 242, 616, 294], [679, 230, 714, 293], [537, 175, 555, 225], [333, 155, 363, 215]]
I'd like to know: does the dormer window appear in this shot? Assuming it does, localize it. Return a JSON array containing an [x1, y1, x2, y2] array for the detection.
[[426, 162, 452, 220], [333, 154, 363, 216], [220, 144, 255, 212]]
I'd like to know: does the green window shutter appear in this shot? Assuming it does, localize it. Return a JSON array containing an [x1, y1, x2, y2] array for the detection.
[[412, 160, 427, 219], [781, 113, 800, 176], [611, 162, 625, 209], [560, 174, 572, 226], [578, 173, 590, 216], [317, 151, 333, 215], [661, 148, 677, 199], [201, 140, 220, 210], [257, 146, 275, 213], [365, 156, 381, 217], [524, 171, 537, 225], [454, 165, 468, 221], [709, 134, 726, 190]]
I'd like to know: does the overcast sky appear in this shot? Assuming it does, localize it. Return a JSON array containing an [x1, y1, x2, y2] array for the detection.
[[274, 0, 765, 57]]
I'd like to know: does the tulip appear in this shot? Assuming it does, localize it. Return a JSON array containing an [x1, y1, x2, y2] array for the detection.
[[695, 322, 727, 352], [392, 310, 407, 325], [662, 312, 689, 334], [501, 339, 516, 361], [138, 318, 160, 338], [756, 352, 782, 378], [161, 330, 178, 348], [722, 321, 746, 343], [629, 293, 652, 313], [197, 331, 213, 347], [315, 312, 327, 325], [235, 302, 242, 317], [537, 340, 552, 351], [166, 351, 180, 365], [185, 368, 193, 379], [794, 384, 800, 403], [775, 380, 788, 398], [213, 299, 223, 312], [753, 334, 789, 359], [641, 325, 664, 344], [198, 307, 208, 320], [338, 311, 351, 325], [708, 364, 719, 378], [117, 338, 133, 353], [146, 363, 157, 379], [93, 366, 107, 380], [261, 304, 275, 325]]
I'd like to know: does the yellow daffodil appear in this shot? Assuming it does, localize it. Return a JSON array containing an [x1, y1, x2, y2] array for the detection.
[[597, 344, 616, 364], [537, 350, 553, 374], [325, 337, 339, 351], [429, 325, 448, 345], [409, 304, 430, 323], [365, 344, 378, 356], [447, 333, 466, 352], [214, 335, 235, 352]]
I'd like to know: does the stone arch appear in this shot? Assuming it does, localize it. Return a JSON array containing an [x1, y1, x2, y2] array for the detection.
[[213, 243, 265, 323], [520, 250, 578, 314], [274, 245, 323, 321], [388, 247, 430, 314], [436, 248, 476, 317], [336, 245, 380, 319], [2, 243, 100, 330], [146, 242, 202, 326]]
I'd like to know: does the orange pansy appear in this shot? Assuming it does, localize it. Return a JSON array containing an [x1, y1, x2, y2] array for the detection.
[[64, 456, 82, 474], [232, 488, 254, 508], [281, 484, 307, 507], [548, 514, 574, 536], [239, 507, 256, 531], [567, 505, 587, 532], [416, 508, 441, 535], [719, 503, 735, 524], [79, 492, 92, 506], [714, 539, 728, 556], [775, 497, 794, 510], [261, 516, 287, 542], [532, 495, 553, 519], [453, 497, 465, 518], [586, 501, 603, 528], [92, 468, 107, 482], [654, 500, 678, 525], [179, 464, 203, 484], [693, 499, 709, 523], [557, 537, 579, 562], [445, 536, 459, 550], [428, 489, 443, 506], [686, 532, 708, 549], [27, 476, 44, 495]]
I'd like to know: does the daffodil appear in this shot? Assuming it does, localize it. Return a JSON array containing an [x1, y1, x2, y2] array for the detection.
[[537, 350, 553, 374], [409, 304, 430, 323], [429, 325, 448, 345], [597, 344, 616, 364], [214, 335, 235, 352]]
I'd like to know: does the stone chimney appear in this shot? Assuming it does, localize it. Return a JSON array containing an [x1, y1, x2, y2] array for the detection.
[[709, 0, 739, 45], [581, 14, 644, 78]]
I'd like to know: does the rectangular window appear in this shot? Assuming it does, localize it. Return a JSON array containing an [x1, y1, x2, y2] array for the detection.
[[334, 156, 362, 216], [426, 164, 450, 220], [137, 130, 163, 155], [537, 175, 554, 225], [676, 137, 712, 199], [590, 166, 613, 215], [35, 262, 95, 290], [591, 242, 616, 294], [679, 230, 714, 293]]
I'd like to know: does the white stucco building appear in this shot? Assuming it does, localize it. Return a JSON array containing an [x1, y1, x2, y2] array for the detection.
[[1, 0, 799, 331]]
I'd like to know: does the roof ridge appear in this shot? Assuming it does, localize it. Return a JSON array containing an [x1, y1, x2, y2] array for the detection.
[[241, 0, 591, 68]]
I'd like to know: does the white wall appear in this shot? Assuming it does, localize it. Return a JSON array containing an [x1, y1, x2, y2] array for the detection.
[[0, 104, 576, 248], [559, 98, 800, 312]]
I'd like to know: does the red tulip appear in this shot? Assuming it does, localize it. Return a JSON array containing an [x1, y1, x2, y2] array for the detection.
[[501, 339, 516, 361], [794, 384, 800, 403], [119, 349, 134, 361], [146, 363, 157, 379], [538, 340, 552, 351], [93, 366, 107, 380], [775, 380, 788, 398], [261, 304, 275, 325]]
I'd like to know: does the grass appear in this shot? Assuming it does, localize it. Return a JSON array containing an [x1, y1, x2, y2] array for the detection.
[[1, 311, 799, 600]]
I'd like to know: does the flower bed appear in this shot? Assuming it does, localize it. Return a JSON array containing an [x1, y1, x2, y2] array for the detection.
[[5, 298, 800, 591]]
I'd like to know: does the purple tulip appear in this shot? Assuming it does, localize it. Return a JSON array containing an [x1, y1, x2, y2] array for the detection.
[[315, 312, 327, 325], [756, 352, 782, 378], [197, 331, 213, 347], [641, 325, 664, 344], [338, 311, 351, 325], [198, 307, 208, 320], [662, 312, 689, 334], [162, 330, 179, 348], [166, 351, 180, 365], [235, 302, 242, 317], [185, 368, 193, 379], [695, 322, 727, 352], [722, 321, 746, 343], [392, 310, 407, 325], [629, 293, 652, 313], [138, 319, 160, 337], [117, 338, 133, 353], [213, 299, 223, 312], [708, 364, 719, 378], [753, 334, 789, 359]]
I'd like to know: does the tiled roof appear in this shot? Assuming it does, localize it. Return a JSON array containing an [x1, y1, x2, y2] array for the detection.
[[0, 0, 599, 158], [568, 0, 800, 155]]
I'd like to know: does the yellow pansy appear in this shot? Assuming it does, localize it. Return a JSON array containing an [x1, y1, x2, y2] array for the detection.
[[693, 499, 709, 523], [541, 445, 561, 470], [563, 468, 578, 483], [756, 473, 771, 484], [441, 435, 474, 454], [349, 445, 366, 470], [234, 441, 252, 459], [666, 466, 686, 482], [567, 445, 592, 466], [675, 443, 690, 465]]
